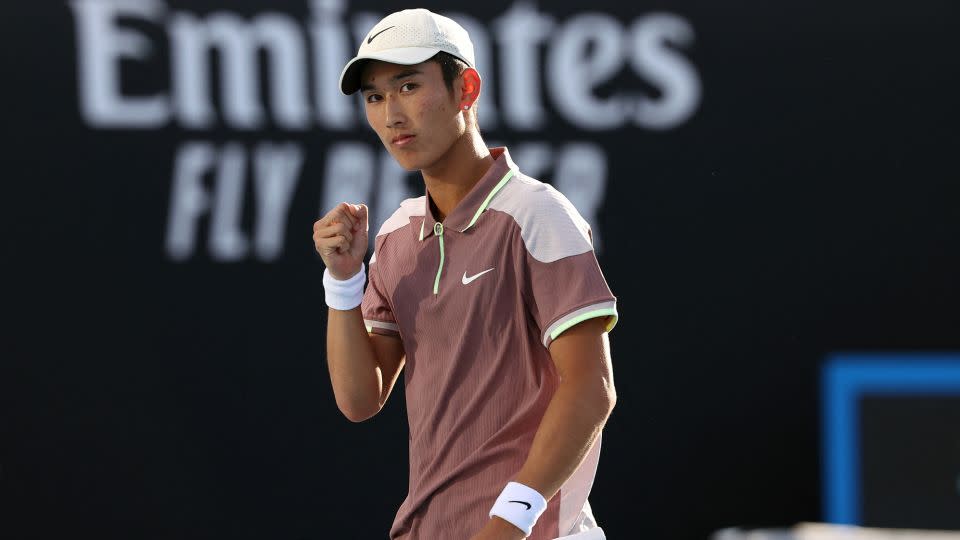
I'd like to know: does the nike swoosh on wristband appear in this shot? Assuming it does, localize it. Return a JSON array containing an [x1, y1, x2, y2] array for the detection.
[[508, 500, 532, 510], [367, 26, 396, 44], [461, 267, 495, 285]]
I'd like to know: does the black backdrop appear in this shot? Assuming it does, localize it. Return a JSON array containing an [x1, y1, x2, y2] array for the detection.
[[3, 0, 959, 538]]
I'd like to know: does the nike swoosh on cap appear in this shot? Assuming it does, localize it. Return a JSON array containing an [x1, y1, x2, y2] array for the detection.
[[367, 26, 396, 44], [462, 268, 495, 285]]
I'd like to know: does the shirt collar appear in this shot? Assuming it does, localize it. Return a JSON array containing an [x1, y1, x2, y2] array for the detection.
[[419, 147, 517, 241]]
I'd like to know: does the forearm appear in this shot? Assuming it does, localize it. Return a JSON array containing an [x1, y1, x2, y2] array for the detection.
[[476, 380, 614, 539], [326, 306, 385, 421], [514, 380, 616, 501]]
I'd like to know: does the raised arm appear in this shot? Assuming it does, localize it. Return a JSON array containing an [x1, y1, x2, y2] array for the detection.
[[314, 202, 405, 422]]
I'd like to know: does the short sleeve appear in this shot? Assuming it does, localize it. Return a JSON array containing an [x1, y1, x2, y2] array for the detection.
[[526, 251, 617, 349], [518, 187, 618, 348], [361, 248, 400, 337]]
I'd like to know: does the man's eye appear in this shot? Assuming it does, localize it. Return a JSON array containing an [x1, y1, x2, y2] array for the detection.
[[366, 94, 382, 103], [400, 83, 418, 92]]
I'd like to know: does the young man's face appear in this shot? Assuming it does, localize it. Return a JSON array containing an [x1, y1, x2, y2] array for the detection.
[[360, 60, 465, 172]]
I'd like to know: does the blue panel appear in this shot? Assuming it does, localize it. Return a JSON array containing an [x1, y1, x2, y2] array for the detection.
[[821, 354, 960, 525]]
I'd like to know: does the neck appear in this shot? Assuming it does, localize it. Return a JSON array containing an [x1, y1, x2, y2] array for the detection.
[[422, 129, 494, 222]]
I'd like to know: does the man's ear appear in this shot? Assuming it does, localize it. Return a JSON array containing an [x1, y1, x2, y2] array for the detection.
[[459, 68, 482, 110]]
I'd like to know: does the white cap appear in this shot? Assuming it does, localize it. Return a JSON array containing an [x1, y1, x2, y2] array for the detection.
[[338, 8, 476, 95]]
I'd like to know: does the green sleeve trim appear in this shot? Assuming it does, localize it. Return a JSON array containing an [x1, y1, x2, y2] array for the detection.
[[462, 169, 516, 232], [549, 307, 619, 342]]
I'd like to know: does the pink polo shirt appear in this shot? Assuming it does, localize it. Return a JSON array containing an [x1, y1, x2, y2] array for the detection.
[[362, 147, 618, 539]]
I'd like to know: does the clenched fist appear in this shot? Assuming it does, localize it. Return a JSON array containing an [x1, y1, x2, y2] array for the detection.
[[313, 202, 369, 280]]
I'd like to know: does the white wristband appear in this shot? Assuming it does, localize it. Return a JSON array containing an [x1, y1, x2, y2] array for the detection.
[[489, 481, 548, 537], [322, 264, 365, 310]]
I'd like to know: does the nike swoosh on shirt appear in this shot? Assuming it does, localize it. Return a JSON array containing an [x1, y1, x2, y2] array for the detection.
[[508, 500, 532, 510], [367, 26, 395, 44], [461, 268, 495, 285]]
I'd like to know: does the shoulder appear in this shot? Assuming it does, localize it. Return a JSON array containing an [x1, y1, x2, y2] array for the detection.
[[488, 171, 594, 263], [370, 196, 424, 264], [375, 196, 425, 239]]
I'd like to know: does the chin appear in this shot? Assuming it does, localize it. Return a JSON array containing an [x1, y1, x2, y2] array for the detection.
[[391, 156, 421, 172], [389, 150, 431, 172]]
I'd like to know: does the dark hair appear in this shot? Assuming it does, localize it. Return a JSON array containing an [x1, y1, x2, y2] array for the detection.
[[430, 51, 468, 93]]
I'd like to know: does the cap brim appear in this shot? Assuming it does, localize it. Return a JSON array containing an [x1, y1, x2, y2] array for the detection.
[[339, 47, 443, 95]]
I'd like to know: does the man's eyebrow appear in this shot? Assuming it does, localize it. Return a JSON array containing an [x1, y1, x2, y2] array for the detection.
[[392, 69, 422, 81], [361, 69, 424, 92]]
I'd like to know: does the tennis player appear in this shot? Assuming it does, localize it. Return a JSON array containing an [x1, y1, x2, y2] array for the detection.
[[313, 8, 618, 540]]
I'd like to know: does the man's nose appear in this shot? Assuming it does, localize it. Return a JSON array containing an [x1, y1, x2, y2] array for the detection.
[[384, 95, 406, 128]]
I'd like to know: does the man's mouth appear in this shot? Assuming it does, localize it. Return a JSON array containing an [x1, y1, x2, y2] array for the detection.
[[392, 134, 415, 146]]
